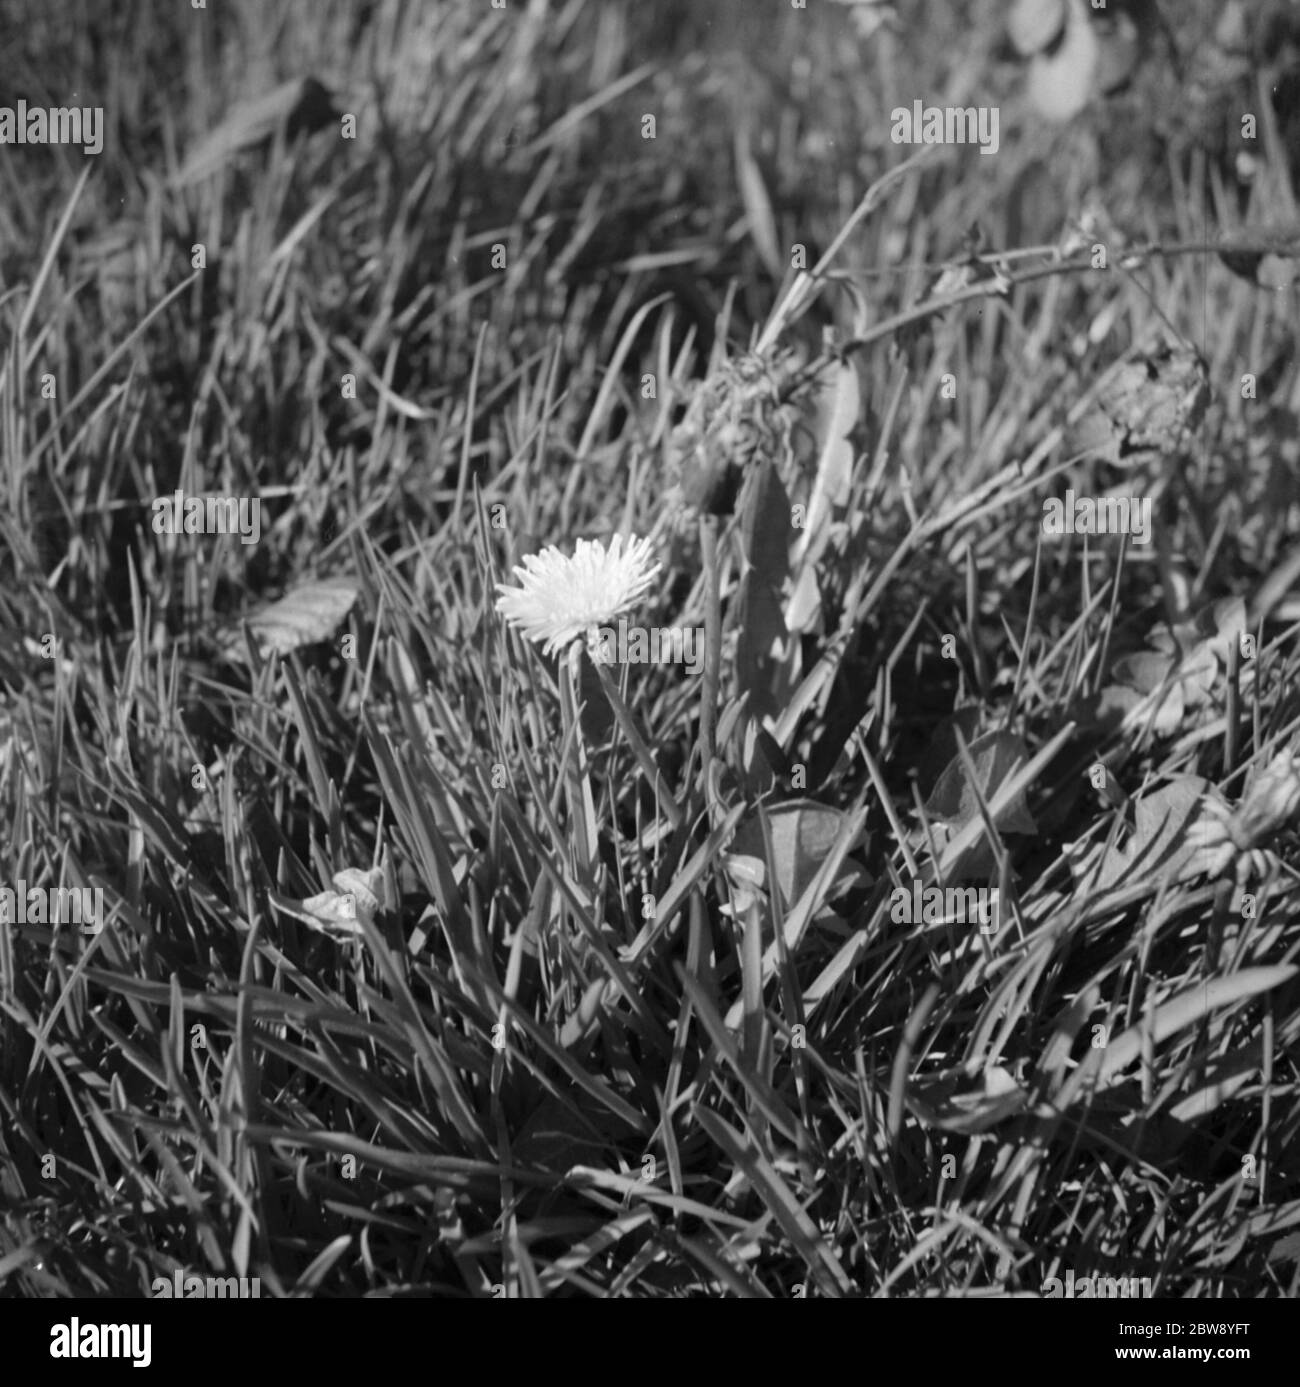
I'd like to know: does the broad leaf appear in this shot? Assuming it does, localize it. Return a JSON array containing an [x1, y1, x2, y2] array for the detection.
[[924, 729, 1038, 834], [729, 798, 864, 912], [1063, 775, 1224, 895]]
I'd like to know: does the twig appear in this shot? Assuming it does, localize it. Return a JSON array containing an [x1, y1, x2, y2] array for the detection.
[[823, 232, 1300, 363]]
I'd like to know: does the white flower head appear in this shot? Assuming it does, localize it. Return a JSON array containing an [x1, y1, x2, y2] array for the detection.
[[494, 534, 662, 658], [1233, 748, 1300, 845], [1186, 748, 1300, 881]]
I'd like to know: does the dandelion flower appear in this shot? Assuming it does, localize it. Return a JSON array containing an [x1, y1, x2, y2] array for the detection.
[[1231, 748, 1300, 846], [1186, 747, 1300, 883], [1183, 801, 1238, 880], [495, 534, 661, 657]]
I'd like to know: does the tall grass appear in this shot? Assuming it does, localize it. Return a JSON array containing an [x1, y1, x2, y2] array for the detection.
[[2, 0, 1299, 1297]]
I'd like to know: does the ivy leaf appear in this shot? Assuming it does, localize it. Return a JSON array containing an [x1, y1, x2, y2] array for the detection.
[[923, 729, 1038, 835], [1062, 775, 1225, 895], [729, 799, 866, 913]]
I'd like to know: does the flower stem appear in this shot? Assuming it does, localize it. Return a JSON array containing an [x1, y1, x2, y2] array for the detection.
[[561, 641, 599, 873], [587, 654, 686, 830]]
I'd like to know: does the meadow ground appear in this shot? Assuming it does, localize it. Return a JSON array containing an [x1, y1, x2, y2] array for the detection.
[[2, 0, 1300, 1302]]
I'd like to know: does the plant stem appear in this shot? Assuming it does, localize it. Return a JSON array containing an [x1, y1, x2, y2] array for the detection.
[[587, 654, 686, 830], [699, 515, 722, 826]]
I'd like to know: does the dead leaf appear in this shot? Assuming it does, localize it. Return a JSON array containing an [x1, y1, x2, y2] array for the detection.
[[271, 865, 386, 940], [222, 577, 358, 659]]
